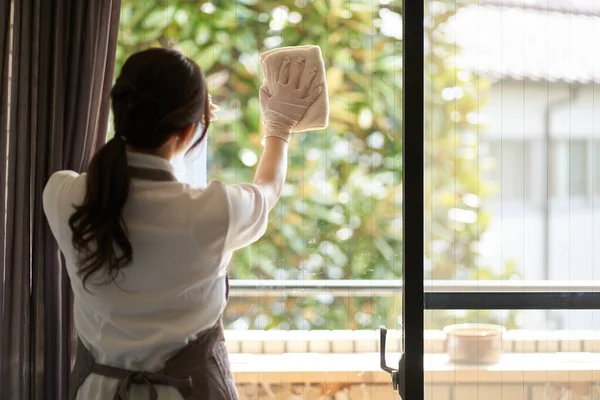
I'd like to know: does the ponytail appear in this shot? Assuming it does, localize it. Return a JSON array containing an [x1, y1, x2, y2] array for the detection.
[[68, 136, 132, 287]]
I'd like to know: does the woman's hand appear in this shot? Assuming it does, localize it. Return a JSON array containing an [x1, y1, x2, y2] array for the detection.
[[208, 94, 220, 121], [259, 56, 323, 142]]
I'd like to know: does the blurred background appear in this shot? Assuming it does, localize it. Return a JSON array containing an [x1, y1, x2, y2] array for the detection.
[[113, 0, 600, 334]]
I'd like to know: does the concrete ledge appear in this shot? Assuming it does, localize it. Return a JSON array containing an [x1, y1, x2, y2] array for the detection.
[[231, 352, 600, 384], [225, 329, 600, 355]]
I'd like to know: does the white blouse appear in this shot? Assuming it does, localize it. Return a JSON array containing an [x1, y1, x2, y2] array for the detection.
[[43, 152, 269, 400]]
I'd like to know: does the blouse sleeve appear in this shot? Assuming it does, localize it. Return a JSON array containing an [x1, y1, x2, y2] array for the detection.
[[221, 183, 269, 252]]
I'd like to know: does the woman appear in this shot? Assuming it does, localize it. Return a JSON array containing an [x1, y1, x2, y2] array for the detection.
[[43, 48, 322, 400]]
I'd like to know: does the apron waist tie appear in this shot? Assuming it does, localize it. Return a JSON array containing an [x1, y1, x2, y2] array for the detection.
[[91, 363, 193, 400]]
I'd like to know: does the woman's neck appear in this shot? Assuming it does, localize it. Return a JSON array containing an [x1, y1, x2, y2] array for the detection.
[[125, 146, 174, 161]]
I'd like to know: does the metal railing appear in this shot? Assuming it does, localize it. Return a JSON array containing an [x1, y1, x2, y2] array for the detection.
[[229, 279, 600, 298], [229, 279, 600, 309]]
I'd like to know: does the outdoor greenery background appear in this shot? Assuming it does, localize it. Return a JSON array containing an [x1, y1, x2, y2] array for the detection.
[[115, 0, 518, 331]]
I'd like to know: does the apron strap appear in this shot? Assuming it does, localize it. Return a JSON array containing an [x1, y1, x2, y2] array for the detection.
[[225, 275, 229, 300], [128, 166, 178, 182]]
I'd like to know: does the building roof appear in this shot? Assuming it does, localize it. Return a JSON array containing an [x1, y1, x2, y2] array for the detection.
[[481, 0, 600, 16], [446, 4, 600, 83]]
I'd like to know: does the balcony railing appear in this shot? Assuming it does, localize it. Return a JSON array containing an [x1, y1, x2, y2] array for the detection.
[[227, 280, 600, 399], [229, 279, 600, 297], [229, 279, 600, 309]]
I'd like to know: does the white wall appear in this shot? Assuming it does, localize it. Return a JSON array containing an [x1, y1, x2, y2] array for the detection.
[[482, 82, 600, 140], [478, 81, 600, 329]]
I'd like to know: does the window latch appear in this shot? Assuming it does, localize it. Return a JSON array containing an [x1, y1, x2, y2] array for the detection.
[[379, 326, 405, 398]]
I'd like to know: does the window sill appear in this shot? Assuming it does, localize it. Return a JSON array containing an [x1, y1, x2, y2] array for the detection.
[[224, 329, 600, 355], [230, 352, 600, 384]]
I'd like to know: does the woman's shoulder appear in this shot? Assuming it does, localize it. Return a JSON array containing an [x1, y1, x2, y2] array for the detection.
[[197, 180, 267, 207], [44, 170, 85, 193], [43, 170, 86, 207], [184, 179, 267, 224], [48, 169, 81, 181], [186, 179, 269, 251], [43, 170, 87, 230]]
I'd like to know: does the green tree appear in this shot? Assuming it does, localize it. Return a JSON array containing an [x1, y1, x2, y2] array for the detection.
[[116, 0, 517, 331]]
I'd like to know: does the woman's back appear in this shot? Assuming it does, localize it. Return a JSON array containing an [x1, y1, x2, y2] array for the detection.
[[44, 150, 268, 369], [44, 151, 268, 400]]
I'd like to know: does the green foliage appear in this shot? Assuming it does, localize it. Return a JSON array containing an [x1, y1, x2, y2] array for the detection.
[[116, 0, 517, 331]]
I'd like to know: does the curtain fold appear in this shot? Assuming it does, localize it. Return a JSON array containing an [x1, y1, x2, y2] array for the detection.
[[0, 1, 122, 399]]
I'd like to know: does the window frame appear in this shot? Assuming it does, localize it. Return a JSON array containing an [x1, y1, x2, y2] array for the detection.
[[402, 0, 425, 397]]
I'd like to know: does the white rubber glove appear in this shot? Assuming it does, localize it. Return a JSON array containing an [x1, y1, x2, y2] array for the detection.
[[259, 56, 323, 143]]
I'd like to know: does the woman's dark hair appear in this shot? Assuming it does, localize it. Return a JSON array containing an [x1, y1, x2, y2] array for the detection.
[[68, 48, 210, 287]]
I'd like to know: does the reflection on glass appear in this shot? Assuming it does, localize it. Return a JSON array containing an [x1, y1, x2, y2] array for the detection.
[[425, 0, 600, 334], [426, 1, 600, 285]]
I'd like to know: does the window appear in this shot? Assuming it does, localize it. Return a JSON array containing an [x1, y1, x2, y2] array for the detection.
[[419, 1, 600, 397], [549, 139, 589, 201], [487, 139, 531, 203]]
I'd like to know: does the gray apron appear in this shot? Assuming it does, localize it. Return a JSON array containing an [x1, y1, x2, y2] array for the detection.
[[68, 166, 237, 400]]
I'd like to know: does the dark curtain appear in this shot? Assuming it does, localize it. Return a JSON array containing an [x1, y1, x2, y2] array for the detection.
[[0, 1, 122, 399]]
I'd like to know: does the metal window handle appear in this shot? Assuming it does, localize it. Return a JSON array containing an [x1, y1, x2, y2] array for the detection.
[[379, 326, 405, 399]]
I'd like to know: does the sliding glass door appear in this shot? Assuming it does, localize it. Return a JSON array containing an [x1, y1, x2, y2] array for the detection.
[[396, 1, 600, 399]]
